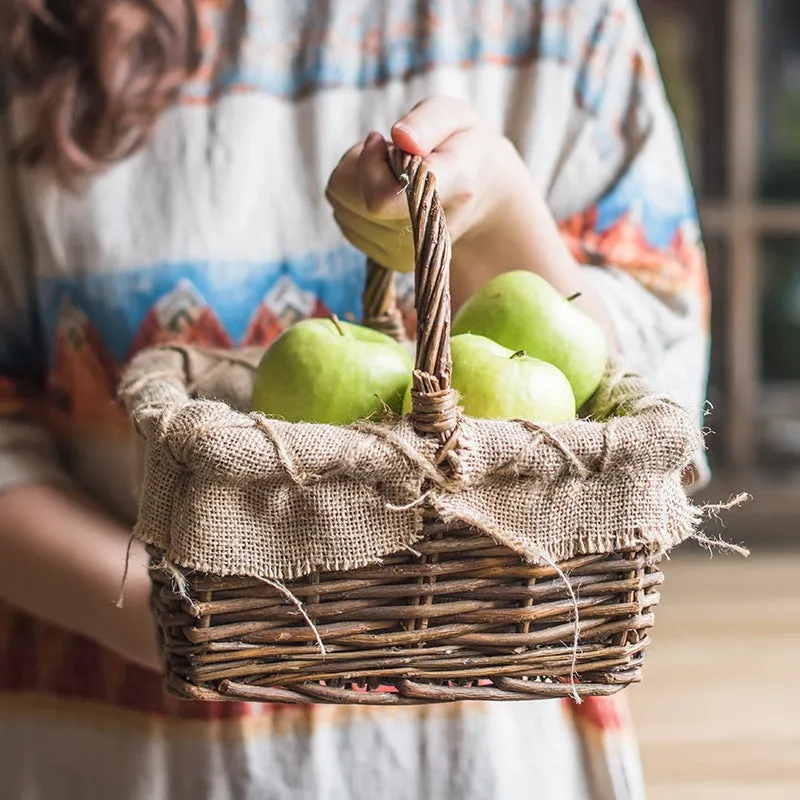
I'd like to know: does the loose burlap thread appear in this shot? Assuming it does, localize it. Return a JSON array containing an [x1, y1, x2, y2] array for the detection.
[[119, 345, 708, 581]]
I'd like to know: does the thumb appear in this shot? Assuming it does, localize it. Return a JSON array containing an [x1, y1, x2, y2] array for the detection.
[[391, 97, 479, 156]]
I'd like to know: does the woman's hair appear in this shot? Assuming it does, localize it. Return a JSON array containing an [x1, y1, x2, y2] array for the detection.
[[1, 1, 200, 184]]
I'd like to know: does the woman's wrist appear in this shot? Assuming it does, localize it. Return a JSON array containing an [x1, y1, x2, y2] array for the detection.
[[0, 484, 161, 672], [95, 537, 161, 672]]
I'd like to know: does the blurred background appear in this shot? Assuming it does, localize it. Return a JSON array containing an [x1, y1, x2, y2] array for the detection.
[[640, 0, 800, 525], [630, 2, 799, 797]]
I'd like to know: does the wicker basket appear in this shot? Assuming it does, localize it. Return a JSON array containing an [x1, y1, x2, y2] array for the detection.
[[123, 149, 700, 705]]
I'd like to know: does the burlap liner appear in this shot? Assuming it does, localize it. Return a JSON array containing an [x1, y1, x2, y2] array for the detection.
[[119, 345, 707, 581]]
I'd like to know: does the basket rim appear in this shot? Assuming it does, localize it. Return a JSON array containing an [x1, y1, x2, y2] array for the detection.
[[119, 344, 704, 584]]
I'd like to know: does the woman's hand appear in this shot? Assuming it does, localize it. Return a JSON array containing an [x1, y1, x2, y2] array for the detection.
[[326, 97, 519, 278], [326, 96, 617, 346]]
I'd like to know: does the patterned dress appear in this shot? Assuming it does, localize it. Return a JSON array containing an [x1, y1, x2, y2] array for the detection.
[[0, 1, 709, 798]]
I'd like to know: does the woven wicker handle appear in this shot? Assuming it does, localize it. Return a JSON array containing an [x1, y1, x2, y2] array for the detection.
[[362, 259, 407, 342], [361, 149, 460, 461]]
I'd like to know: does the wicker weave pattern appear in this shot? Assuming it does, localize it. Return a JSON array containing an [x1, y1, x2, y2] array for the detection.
[[153, 534, 661, 704]]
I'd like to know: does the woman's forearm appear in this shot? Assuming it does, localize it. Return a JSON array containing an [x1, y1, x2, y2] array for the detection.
[[451, 143, 618, 351], [0, 483, 159, 671]]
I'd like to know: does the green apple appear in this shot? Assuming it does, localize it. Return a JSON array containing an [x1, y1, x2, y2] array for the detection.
[[252, 317, 412, 424], [402, 334, 575, 422], [451, 271, 608, 408]]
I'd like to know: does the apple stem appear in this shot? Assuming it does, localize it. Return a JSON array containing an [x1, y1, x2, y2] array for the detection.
[[567, 292, 582, 302], [329, 314, 346, 337], [510, 350, 527, 360]]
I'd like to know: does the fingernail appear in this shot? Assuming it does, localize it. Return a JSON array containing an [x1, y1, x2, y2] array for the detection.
[[393, 122, 421, 145], [365, 131, 384, 147]]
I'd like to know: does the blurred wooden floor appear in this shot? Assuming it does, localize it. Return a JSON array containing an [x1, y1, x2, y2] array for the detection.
[[629, 547, 800, 799]]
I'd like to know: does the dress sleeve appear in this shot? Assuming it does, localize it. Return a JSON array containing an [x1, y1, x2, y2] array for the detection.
[[551, 0, 711, 487], [0, 85, 71, 495]]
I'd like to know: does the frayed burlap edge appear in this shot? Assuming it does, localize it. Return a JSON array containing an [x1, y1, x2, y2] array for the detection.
[[119, 345, 743, 583]]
